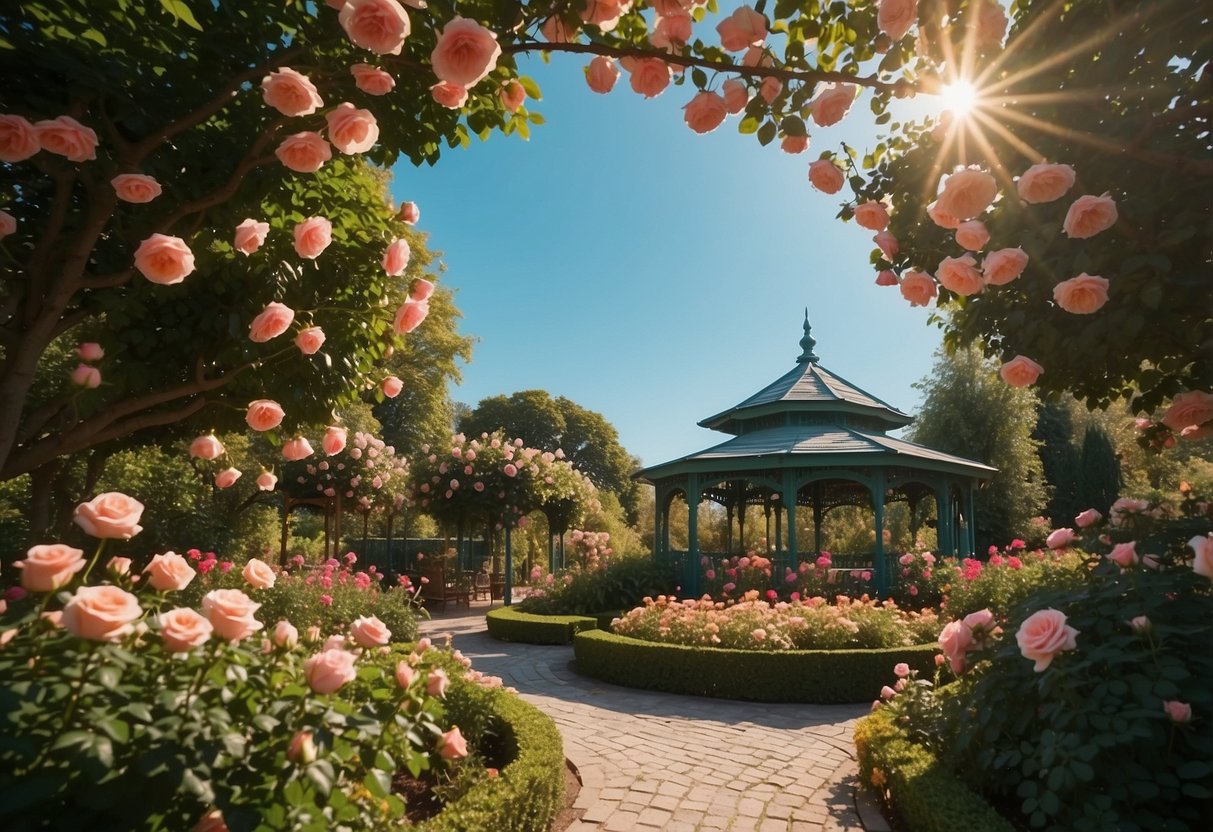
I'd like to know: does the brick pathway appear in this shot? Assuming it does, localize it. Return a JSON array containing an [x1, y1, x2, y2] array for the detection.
[[420, 603, 871, 832]]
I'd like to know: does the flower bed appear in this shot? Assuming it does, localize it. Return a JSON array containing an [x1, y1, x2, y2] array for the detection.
[[486, 606, 598, 645]]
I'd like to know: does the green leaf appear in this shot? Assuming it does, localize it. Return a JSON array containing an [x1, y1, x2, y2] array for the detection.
[[517, 76, 542, 101], [738, 116, 760, 135], [691, 68, 707, 88], [364, 769, 390, 799], [756, 120, 777, 146], [158, 0, 203, 30]]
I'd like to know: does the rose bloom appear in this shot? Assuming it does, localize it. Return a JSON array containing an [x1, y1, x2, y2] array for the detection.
[[541, 14, 576, 43], [808, 160, 844, 194], [75, 343, 101, 364], [759, 76, 782, 104], [650, 12, 692, 49], [431, 16, 501, 87], [0, 114, 40, 162], [781, 135, 810, 154], [438, 726, 469, 759], [1053, 273, 1109, 314], [853, 201, 890, 232], [626, 57, 672, 98], [893, 662, 911, 678], [34, 115, 98, 162], [248, 301, 295, 343], [71, 364, 101, 388], [234, 219, 270, 256], [1107, 542, 1139, 568], [293, 216, 332, 259], [874, 231, 898, 260], [304, 648, 358, 694], [935, 168, 998, 220], [339, 0, 411, 55], [15, 544, 85, 592], [962, 608, 996, 635], [1015, 608, 1079, 671], [325, 103, 379, 154], [159, 608, 213, 653], [721, 79, 749, 114], [282, 437, 314, 461], [350, 614, 392, 647], [189, 433, 226, 461], [982, 247, 1028, 285], [1163, 700, 1192, 724], [585, 56, 620, 94], [938, 620, 973, 674], [999, 355, 1043, 388], [256, 471, 278, 491], [1074, 508, 1102, 528], [936, 254, 984, 296], [875, 269, 899, 287], [202, 588, 263, 642], [246, 399, 285, 431], [134, 234, 195, 285], [261, 67, 324, 116], [1189, 533, 1213, 579], [145, 551, 197, 591], [107, 556, 132, 577], [399, 200, 420, 225], [111, 174, 162, 204], [926, 200, 960, 229], [395, 660, 416, 688], [954, 220, 989, 251], [382, 238, 410, 276], [580, 0, 629, 32], [393, 297, 429, 333], [899, 271, 938, 307], [273, 619, 299, 648], [1046, 527, 1076, 549], [0, 210, 15, 240], [295, 326, 326, 355], [410, 277, 435, 301], [74, 492, 145, 539], [500, 80, 526, 113], [1063, 193, 1118, 239], [323, 426, 348, 456], [1016, 162, 1075, 204], [683, 91, 728, 134], [878, 0, 918, 41], [973, 1, 1009, 48], [63, 585, 142, 642], [716, 4, 767, 51], [241, 557, 276, 590], [351, 63, 395, 95], [1162, 391, 1213, 432], [810, 83, 857, 127], [427, 667, 451, 698], [430, 81, 468, 109], [275, 132, 332, 173], [382, 376, 404, 398], [287, 730, 317, 764]]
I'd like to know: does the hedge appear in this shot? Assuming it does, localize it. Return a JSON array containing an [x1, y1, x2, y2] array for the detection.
[[853, 707, 1014, 832], [486, 606, 598, 645], [571, 630, 939, 703]]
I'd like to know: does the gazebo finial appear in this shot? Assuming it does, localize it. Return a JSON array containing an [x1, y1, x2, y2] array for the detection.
[[796, 308, 819, 364]]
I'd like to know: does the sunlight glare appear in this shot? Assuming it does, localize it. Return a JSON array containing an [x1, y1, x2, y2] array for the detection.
[[939, 79, 979, 116]]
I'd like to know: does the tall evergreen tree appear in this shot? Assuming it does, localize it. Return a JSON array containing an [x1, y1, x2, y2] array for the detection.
[[1077, 426, 1122, 516], [1034, 399, 1081, 527]]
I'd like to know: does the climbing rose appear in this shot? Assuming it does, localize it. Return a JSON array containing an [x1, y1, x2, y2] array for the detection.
[[878, 0, 918, 41], [74, 492, 144, 539], [410, 278, 434, 301], [248, 302, 295, 343], [875, 270, 898, 287], [261, 68, 324, 116], [585, 56, 620, 94], [158, 608, 213, 652], [282, 437, 314, 461], [500, 80, 526, 113], [650, 12, 692, 48], [399, 201, 420, 225], [111, 174, 161, 203], [1017, 162, 1075, 203], [295, 327, 326, 355], [936, 168, 997, 220], [1046, 528, 1076, 549], [275, 131, 332, 173], [293, 217, 332, 259], [246, 400, 285, 431], [759, 77, 782, 104], [383, 238, 410, 275], [257, 471, 278, 491], [71, 364, 100, 388], [936, 254, 984, 296], [853, 202, 890, 232], [351, 64, 395, 95], [1162, 391, 1213, 432], [1015, 608, 1078, 671], [62, 585, 142, 642], [323, 426, 348, 456], [999, 355, 1043, 388], [927, 200, 961, 229], [431, 17, 501, 87], [190, 434, 224, 460], [339, 0, 411, 55], [14, 544, 85, 592], [0, 114, 40, 162], [973, 1, 1009, 48], [626, 58, 672, 98], [716, 5, 767, 51], [214, 468, 241, 489], [145, 551, 197, 591], [683, 91, 728, 134], [1063, 193, 1118, 239], [34, 116, 98, 162], [393, 297, 429, 333], [899, 271, 937, 307], [242, 558, 276, 590], [134, 234, 195, 285], [326, 103, 379, 154], [1189, 534, 1213, 579], [438, 726, 468, 759], [808, 160, 844, 194], [1053, 273, 1109, 314], [234, 219, 269, 255], [430, 82, 468, 109], [721, 79, 749, 113], [810, 83, 857, 127], [781, 135, 809, 154], [874, 231, 898, 260], [382, 376, 404, 398], [542, 14, 576, 42], [982, 247, 1028, 285], [579, 0, 629, 32], [954, 220, 989, 251]]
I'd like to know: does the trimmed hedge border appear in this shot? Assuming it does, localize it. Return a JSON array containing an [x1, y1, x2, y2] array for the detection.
[[572, 630, 939, 703], [853, 707, 1014, 832], [486, 606, 598, 645]]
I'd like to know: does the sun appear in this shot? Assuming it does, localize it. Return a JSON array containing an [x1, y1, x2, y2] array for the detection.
[[938, 79, 980, 116]]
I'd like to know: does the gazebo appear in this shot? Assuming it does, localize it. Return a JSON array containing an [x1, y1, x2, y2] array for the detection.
[[634, 312, 995, 596]]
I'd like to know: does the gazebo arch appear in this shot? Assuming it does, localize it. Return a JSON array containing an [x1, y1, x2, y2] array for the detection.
[[635, 311, 995, 597]]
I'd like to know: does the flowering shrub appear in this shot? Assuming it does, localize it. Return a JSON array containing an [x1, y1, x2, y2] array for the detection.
[[517, 556, 675, 617], [939, 543, 1086, 621], [700, 549, 875, 602], [887, 548, 951, 610], [566, 529, 612, 570]]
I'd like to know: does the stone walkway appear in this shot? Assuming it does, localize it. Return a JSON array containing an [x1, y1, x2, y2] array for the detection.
[[420, 603, 872, 832]]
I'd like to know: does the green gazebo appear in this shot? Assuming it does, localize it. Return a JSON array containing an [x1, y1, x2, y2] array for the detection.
[[635, 313, 995, 596]]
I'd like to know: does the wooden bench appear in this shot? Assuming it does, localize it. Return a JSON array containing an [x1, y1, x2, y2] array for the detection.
[[419, 561, 471, 612]]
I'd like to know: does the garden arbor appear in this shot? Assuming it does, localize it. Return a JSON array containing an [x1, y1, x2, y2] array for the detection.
[[636, 314, 995, 597]]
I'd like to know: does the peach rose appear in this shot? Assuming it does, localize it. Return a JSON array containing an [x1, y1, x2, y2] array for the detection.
[[927, 200, 961, 229], [982, 247, 1028, 285], [74, 492, 144, 539], [716, 5, 767, 51], [1016, 162, 1075, 204], [339, 0, 411, 56], [759, 77, 782, 104], [242, 557, 276, 590], [134, 234, 196, 285], [1063, 193, 1117, 239], [426, 667, 450, 698], [393, 297, 429, 333], [541, 15, 576, 43], [973, 1, 1009, 48], [1107, 542, 1139, 568], [77, 342, 104, 362], [71, 364, 100, 388], [500, 80, 526, 113], [936, 168, 998, 220], [683, 91, 727, 134], [34, 115, 98, 162], [1046, 527, 1075, 549], [382, 238, 411, 276], [937, 620, 973, 674], [721, 79, 748, 114], [0, 210, 15, 240], [954, 220, 989, 251], [189, 434, 225, 460], [15, 544, 85, 592], [234, 219, 269, 256], [382, 376, 404, 398], [899, 270, 937, 307], [246, 399, 285, 431], [1162, 391, 1213, 432], [1163, 700, 1192, 723], [256, 471, 278, 491], [159, 607, 213, 652], [293, 216, 332, 259], [273, 619, 299, 648], [875, 269, 898, 286], [304, 648, 357, 694], [1189, 534, 1213, 579], [248, 302, 295, 343], [192, 809, 228, 832], [295, 326, 326, 355], [350, 614, 392, 647], [874, 231, 898, 261], [430, 82, 468, 109], [1053, 273, 1109, 314], [854, 201, 890, 232], [0, 114, 40, 162], [215, 468, 241, 489], [202, 588, 263, 642], [275, 132, 332, 173], [111, 174, 162, 204], [438, 726, 468, 759], [145, 551, 197, 591], [351, 64, 395, 95], [399, 201, 420, 225], [431, 16, 501, 87], [1074, 508, 1102, 528], [585, 56, 620, 94], [323, 426, 348, 456], [580, 0, 629, 32], [395, 660, 416, 688], [63, 585, 142, 642], [626, 57, 672, 98], [287, 730, 317, 763], [1015, 608, 1078, 671], [810, 83, 857, 127], [878, 0, 918, 41], [325, 103, 379, 154], [781, 135, 809, 154], [107, 556, 132, 577], [282, 437, 314, 461], [999, 355, 1043, 388], [808, 160, 844, 194], [410, 278, 435, 301], [650, 12, 692, 48], [261, 68, 324, 117], [936, 254, 984, 296]]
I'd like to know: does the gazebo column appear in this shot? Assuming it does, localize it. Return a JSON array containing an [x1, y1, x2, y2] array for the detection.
[[935, 486, 954, 558], [872, 471, 889, 596], [774, 496, 782, 555], [782, 480, 799, 580], [813, 482, 824, 555], [964, 483, 977, 556], [686, 474, 702, 597], [725, 502, 734, 556], [737, 496, 747, 552]]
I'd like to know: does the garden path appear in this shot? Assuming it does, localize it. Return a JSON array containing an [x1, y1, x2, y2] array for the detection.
[[419, 602, 875, 832]]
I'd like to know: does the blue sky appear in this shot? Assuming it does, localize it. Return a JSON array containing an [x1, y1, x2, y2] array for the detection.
[[390, 48, 946, 467]]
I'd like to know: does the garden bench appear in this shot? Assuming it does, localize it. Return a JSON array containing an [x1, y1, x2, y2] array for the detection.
[[419, 562, 471, 612]]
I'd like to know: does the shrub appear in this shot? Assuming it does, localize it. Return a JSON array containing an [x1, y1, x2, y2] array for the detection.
[[517, 555, 675, 616], [486, 606, 597, 645], [939, 545, 1086, 620], [888, 549, 954, 610]]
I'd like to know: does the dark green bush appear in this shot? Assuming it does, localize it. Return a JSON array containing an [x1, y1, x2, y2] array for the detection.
[[516, 556, 676, 616], [486, 606, 597, 645], [572, 630, 938, 703]]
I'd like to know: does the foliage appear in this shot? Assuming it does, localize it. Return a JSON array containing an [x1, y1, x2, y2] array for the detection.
[[485, 607, 598, 646], [1076, 425, 1121, 517], [938, 546, 1086, 621], [1033, 399, 1084, 528], [887, 548, 952, 611], [515, 555, 675, 616], [284, 431, 410, 518]]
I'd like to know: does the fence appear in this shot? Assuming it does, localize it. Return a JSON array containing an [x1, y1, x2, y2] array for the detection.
[[344, 537, 491, 577]]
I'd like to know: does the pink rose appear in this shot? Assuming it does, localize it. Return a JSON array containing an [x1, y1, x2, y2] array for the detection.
[[936, 254, 984, 296], [158, 607, 213, 652], [0, 210, 15, 240], [875, 269, 898, 287], [999, 355, 1043, 388], [853, 201, 890, 232], [1188, 533, 1213, 579], [935, 168, 998, 220], [542, 15, 577, 43], [192, 810, 228, 832], [438, 726, 469, 759], [287, 730, 317, 763], [721, 79, 749, 114], [34, 116, 98, 162], [878, 0, 918, 41], [395, 660, 416, 688], [1016, 162, 1075, 204], [431, 16, 501, 87], [248, 301, 295, 343], [1129, 615, 1151, 634], [1063, 193, 1117, 239], [293, 216, 332, 259], [781, 135, 810, 154], [304, 648, 357, 694], [202, 588, 263, 642], [927, 200, 960, 229], [273, 619, 299, 648], [954, 220, 989, 251], [74, 492, 145, 539], [0, 114, 40, 162], [759, 77, 782, 104], [295, 326, 326, 355], [351, 64, 395, 95], [873, 231, 898, 260], [1161, 391, 1213, 432], [430, 82, 468, 109], [1074, 508, 1102, 528], [339, 0, 411, 55], [282, 437, 314, 461], [145, 551, 197, 591], [325, 103, 379, 154], [982, 247, 1028, 285], [585, 56, 620, 94], [808, 160, 844, 194], [246, 399, 285, 431], [111, 174, 162, 204], [626, 57, 672, 99], [393, 297, 429, 333], [242, 557, 276, 589], [1107, 542, 1139, 568], [323, 426, 348, 455], [683, 91, 728, 134], [15, 544, 85, 592], [962, 608, 996, 635], [399, 201, 420, 225], [190, 434, 225, 460], [973, 1, 1008, 48], [880, 684, 896, 699], [427, 667, 450, 698], [410, 277, 435, 301], [500, 80, 526, 113], [134, 234, 196, 285], [382, 238, 411, 276], [234, 219, 269, 256], [716, 5, 767, 51], [1045, 527, 1075, 549], [275, 131, 332, 173], [74, 343, 101, 364], [1163, 700, 1192, 724], [1015, 608, 1079, 671], [350, 614, 391, 647], [580, 0, 628, 32], [650, 12, 692, 49], [256, 471, 278, 491], [261, 68, 324, 117], [938, 620, 973, 674], [107, 556, 132, 577], [62, 585, 142, 642], [382, 376, 404, 398], [810, 83, 857, 127], [71, 364, 101, 388], [1052, 273, 1110, 315]]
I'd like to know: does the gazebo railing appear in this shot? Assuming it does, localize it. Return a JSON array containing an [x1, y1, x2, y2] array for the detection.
[[659, 549, 899, 598]]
